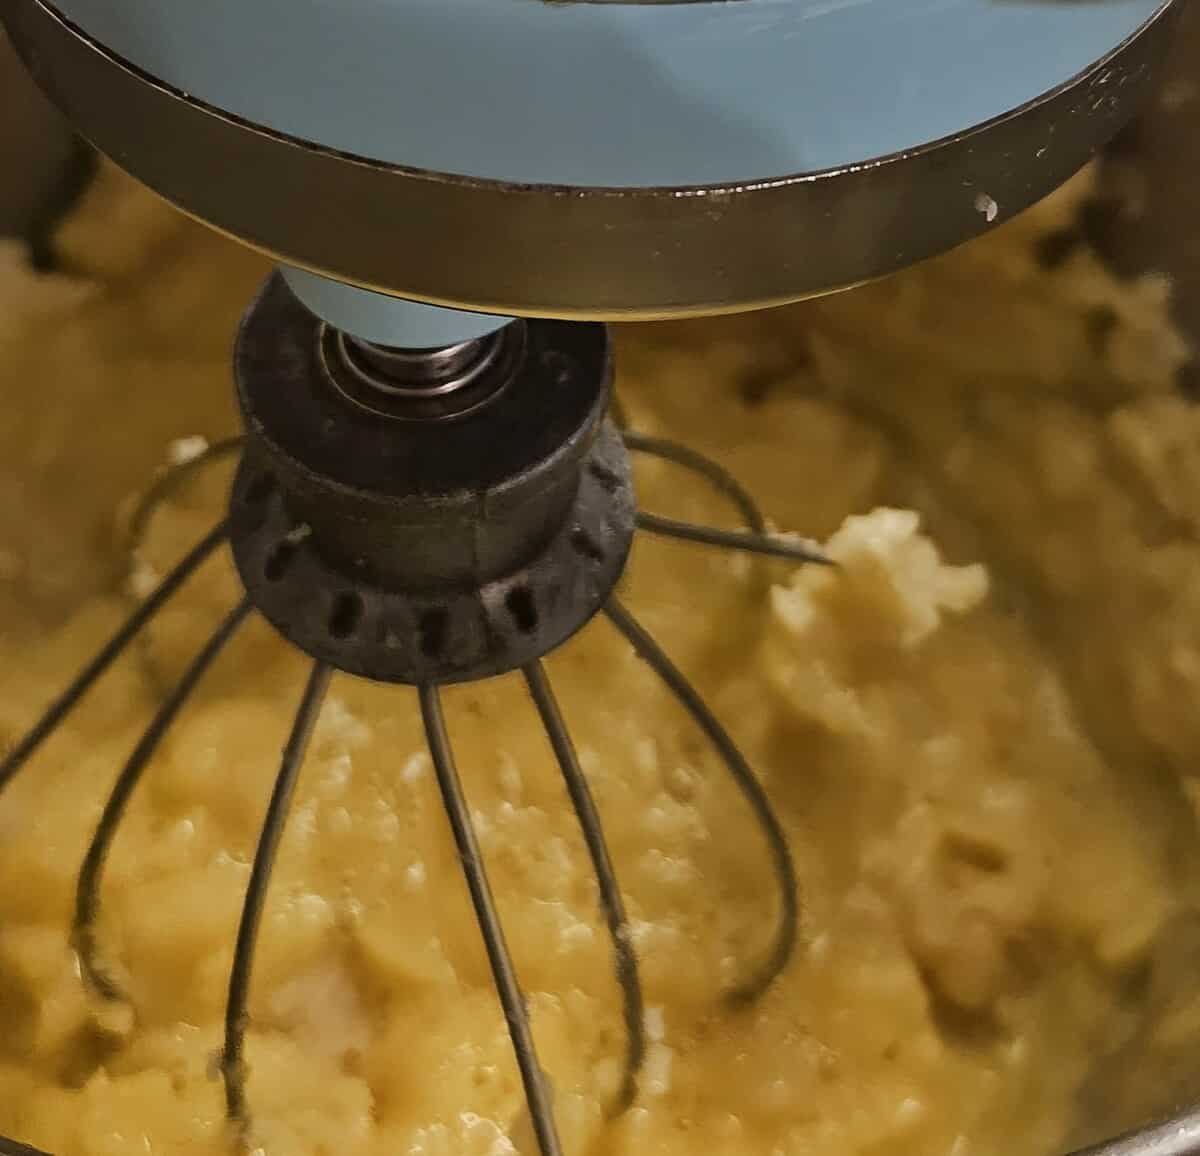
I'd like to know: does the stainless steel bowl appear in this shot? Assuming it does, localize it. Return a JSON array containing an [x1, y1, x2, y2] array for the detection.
[[1094, 5, 1200, 354], [0, 29, 73, 242], [0, 11, 1199, 1156]]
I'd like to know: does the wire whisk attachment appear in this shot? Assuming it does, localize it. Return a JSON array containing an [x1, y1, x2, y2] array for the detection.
[[0, 284, 823, 1156], [0, 425, 811, 1156]]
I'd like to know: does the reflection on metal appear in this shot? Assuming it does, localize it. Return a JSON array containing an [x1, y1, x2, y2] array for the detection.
[[1068, 1109, 1200, 1156], [0, 27, 77, 246], [1, 0, 1181, 319]]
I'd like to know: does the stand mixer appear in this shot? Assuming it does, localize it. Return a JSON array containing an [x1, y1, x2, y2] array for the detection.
[[0, 1, 1188, 1154]]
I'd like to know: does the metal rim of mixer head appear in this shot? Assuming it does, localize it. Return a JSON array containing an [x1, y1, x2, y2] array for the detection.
[[0, 0, 1182, 319], [231, 273, 635, 684]]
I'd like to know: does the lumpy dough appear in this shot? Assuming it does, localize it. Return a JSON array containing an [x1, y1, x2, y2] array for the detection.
[[3, 163, 1200, 1156]]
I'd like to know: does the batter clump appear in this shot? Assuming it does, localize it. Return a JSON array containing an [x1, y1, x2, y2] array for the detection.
[[1, 163, 1199, 1156]]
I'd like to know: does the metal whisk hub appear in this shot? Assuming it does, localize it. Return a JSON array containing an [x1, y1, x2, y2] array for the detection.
[[328, 324, 521, 421], [230, 274, 635, 684]]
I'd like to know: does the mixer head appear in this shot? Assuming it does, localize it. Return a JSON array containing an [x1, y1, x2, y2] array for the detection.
[[1, 0, 1180, 341], [0, 2, 1188, 1155]]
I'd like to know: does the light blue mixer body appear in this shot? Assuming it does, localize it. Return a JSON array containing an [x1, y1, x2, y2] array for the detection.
[[35, 0, 1171, 342]]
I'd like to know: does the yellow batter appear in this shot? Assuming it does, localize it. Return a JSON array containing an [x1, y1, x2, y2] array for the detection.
[[2, 162, 1200, 1156]]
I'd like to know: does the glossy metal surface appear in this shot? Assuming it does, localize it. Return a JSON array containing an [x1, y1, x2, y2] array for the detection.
[[1091, 3, 1200, 358], [1070, 1110, 1200, 1156], [21, 0, 1168, 188], [2, 0, 1181, 320], [0, 28, 75, 243]]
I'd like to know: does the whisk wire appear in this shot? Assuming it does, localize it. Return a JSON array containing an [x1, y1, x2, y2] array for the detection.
[[1, 426, 808, 1153], [419, 683, 564, 1156], [222, 660, 332, 1130], [0, 520, 230, 796], [75, 597, 255, 1000], [603, 597, 799, 1005], [0, 1137, 50, 1156], [620, 430, 765, 533], [124, 438, 244, 561], [636, 512, 831, 564], [621, 431, 830, 564], [522, 660, 646, 1113]]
